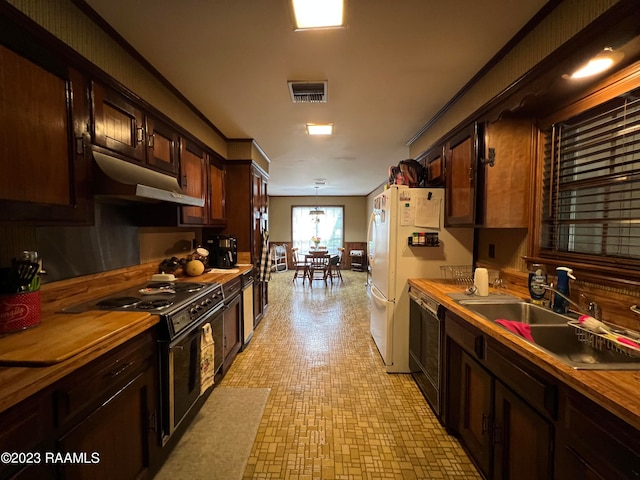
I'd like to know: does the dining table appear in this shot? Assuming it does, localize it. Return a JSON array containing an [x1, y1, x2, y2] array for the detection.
[[302, 252, 339, 285]]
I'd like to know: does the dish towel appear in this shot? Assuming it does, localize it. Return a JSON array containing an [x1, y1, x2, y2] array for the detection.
[[495, 319, 535, 343], [200, 323, 215, 394]]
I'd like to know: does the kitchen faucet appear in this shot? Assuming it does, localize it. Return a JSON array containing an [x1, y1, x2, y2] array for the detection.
[[542, 284, 601, 319]]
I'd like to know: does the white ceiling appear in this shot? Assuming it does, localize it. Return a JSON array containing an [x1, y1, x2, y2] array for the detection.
[[84, 0, 549, 196]]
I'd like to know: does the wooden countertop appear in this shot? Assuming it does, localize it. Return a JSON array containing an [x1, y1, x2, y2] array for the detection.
[[408, 278, 640, 431], [0, 264, 253, 414]]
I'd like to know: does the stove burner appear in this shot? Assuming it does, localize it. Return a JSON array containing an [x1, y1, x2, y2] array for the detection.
[[173, 283, 204, 293], [145, 282, 204, 294], [96, 297, 141, 308], [137, 299, 174, 310]]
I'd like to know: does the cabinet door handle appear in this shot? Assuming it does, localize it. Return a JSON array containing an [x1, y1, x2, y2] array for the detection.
[[148, 410, 158, 432], [75, 136, 84, 155], [481, 413, 489, 434], [474, 335, 484, 359], [109, 361, 134, 378], [182, 175, 188, 188], [493, 423, 503, 445], [468, 167, 473, 180], [136, 125, 144, 145], [148, 133, 155, 149]]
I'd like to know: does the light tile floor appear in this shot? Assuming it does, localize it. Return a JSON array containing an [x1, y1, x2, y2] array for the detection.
[[221, 269, 481, 480]]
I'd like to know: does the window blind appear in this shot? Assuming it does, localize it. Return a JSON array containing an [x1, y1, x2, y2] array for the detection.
[[541, 87, 640, 266]]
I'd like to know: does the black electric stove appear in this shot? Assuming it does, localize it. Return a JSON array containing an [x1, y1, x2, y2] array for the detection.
[[62, 281, 224, 339]]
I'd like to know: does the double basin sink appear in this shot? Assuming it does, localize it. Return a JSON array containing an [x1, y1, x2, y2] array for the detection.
[[452, 294, 640, 370]]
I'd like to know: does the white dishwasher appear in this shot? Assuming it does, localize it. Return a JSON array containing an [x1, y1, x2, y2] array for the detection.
[[241, 270, 254, 349]]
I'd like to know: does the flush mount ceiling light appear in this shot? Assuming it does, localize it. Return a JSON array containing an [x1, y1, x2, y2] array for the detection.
[[292, 0, 345, 30], [569, 47, 623, 79], [306, 123, 333, 135]]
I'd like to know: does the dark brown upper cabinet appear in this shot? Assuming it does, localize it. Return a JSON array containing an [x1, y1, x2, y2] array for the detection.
[[0, 33, 92, 223], [479, 117, 534, 228], [145, 115, 180, 175], [179, 139, 208, 225], [92, 82, 146, 163], [420, 144, 446, 187], [92, 82, 179, 176], [445, 123, 482, 226], [208, 157, 226, 226]]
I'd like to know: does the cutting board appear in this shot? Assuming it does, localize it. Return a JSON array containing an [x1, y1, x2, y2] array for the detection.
[[0, 311, 155, 366]]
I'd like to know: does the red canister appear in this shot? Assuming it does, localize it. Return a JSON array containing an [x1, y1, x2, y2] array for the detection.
[[0, 290, 41, 334]]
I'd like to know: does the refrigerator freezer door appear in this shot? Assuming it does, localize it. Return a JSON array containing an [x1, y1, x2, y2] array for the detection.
[[370, 189, 394, 300], [370, 283, 393, 366]]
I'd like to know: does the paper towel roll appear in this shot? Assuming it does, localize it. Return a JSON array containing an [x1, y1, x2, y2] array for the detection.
[[474, 268, 489, 296]]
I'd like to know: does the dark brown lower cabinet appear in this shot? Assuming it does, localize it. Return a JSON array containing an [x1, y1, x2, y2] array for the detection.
[[555, 388, 640, 480], [493, 380, 553, 480], [57, 368, 156, 480], [446, 311, 554, 480], [0, 330, 159, 480], [459, 351, 493, 478]]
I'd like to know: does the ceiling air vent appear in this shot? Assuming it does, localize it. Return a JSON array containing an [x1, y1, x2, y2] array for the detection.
[[288, 81, 328, 103]]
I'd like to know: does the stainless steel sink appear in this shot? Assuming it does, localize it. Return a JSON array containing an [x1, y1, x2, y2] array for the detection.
[[527, 325, 640, 370], [459, 301, 573, 325], [456, 300, 640, 370]]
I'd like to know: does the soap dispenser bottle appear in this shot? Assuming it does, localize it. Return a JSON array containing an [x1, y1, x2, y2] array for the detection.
[[553, 267, 575, 314]]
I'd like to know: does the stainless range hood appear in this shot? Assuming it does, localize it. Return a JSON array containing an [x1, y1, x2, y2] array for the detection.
[[93, 151, 205, 207]]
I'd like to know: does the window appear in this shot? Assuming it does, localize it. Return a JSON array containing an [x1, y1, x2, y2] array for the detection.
[[291, 206, 344, 252], [541, 87, 640, 269]]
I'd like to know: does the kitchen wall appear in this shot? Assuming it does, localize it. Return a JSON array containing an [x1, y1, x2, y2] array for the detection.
[[268, 196, 368, 243]]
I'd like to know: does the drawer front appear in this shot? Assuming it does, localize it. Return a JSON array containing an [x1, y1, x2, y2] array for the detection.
[[445, 312, 484, 360], [485, 341, 557, 420], [54, 330, 155, 427]]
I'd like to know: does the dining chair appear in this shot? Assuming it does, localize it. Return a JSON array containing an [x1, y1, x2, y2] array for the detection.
[[327, 247, 344, 283], [291, 248, 309, 284], [306, 253, 330, 286]]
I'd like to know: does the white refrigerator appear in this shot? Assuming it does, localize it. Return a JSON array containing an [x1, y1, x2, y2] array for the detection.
[[368, 186, 473, 373]]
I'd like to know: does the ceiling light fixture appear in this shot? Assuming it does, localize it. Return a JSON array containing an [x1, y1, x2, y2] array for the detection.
[[309, 186, 325, 220], [292, 0, 345, 30], [306, 123, 333, 135], [570, 47, 622, 79]]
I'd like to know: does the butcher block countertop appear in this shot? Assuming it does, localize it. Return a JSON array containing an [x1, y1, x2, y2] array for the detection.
[[0, 263, 253, 414], [408, 278, 640, 432]]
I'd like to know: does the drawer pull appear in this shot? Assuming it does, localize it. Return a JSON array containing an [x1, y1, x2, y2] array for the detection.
[[109, 361, 134, 378]]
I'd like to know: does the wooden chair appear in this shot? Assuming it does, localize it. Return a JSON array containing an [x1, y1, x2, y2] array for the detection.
[[327, 248, 344, 283], [306, 253, 330, 286], [291, 248, 309, 283]]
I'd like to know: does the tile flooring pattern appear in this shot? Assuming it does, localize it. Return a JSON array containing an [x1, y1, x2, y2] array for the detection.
[[221, 269, 481, 480]]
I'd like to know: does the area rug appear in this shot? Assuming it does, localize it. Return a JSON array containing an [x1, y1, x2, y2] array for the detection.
[[154, 387, 270, 480]]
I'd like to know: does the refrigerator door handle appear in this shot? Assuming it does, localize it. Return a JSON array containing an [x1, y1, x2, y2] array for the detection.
[[371, 284, 392, 305], [367, 211, 375, 266]]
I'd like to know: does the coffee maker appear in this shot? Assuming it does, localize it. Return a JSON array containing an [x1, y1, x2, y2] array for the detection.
[[206, 235, 238, 269]]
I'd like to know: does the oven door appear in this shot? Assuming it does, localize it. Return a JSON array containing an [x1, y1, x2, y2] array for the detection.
[[163, 304, 223, 442]]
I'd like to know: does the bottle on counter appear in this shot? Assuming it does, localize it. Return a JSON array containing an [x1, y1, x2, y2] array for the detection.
[[553, 267, 575, 314], [528, 264, 547, 305]]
